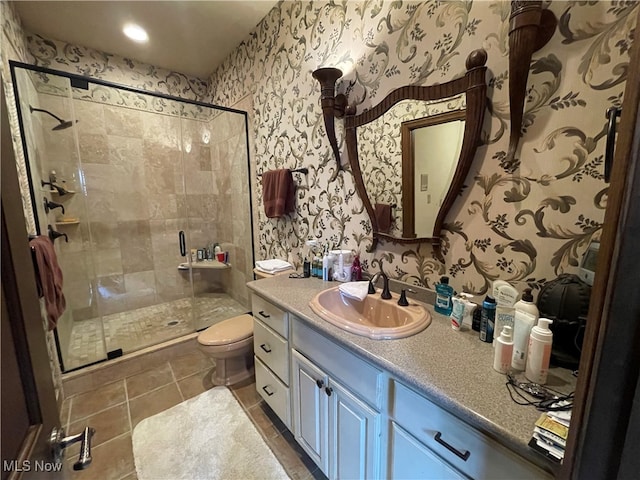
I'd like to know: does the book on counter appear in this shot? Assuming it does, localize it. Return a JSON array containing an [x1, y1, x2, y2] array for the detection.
[[530, 407, 571, 463]]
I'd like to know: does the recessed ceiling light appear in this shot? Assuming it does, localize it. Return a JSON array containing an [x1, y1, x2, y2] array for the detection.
[[123, 23, 148, 43]]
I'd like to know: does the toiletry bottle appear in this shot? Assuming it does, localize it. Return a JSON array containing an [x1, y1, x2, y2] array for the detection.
[[513, 288, 539, 318], [511, 310, 536, 371], [494, 281, 518, 346], [510, 288, 539, 370], [434, 276, 454, 316], [492, 279, 511, 300], [351, 254, 362, 281], [472, 305, 482, 331], [525, 318, 554, 384], [479, 295, 496, 343], [493, 325, 514, 373], [450, 294, 465, 330], [322, 246, 331, 281]]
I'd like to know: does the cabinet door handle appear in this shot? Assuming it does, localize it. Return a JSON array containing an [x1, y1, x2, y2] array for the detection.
[[325, 386, 333, 396], [258, 310, 271, 319], [262, 385, 275, 396], [434, 432, 470, 461], [316, 379, 324, 389], [260, 343, 272, 353]]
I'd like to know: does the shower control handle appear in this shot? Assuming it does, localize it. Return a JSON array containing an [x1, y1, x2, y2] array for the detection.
[[43, 198, 65, 215], [178, 231, 186, 257]]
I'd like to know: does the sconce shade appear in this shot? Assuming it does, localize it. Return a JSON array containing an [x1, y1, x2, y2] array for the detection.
[[313, 67, 347, 180]]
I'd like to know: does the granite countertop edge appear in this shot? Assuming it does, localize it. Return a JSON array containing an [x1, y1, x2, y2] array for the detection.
[[247, 277, 562, 474]]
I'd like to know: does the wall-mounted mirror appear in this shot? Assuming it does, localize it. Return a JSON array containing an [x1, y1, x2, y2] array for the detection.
[[345, 49, 488, 252]]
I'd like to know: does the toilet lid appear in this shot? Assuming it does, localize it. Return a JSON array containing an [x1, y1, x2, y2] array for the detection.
[[198, 314, 253, 346]]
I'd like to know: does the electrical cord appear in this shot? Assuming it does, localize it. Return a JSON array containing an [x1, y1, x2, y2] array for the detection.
[[506, 372, 574, 411]]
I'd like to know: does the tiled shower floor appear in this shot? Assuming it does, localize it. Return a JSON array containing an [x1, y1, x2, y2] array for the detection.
[[64, 294, 248, 370]]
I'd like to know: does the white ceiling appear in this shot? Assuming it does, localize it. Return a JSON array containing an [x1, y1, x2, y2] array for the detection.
[[12, 1, 278, 79]]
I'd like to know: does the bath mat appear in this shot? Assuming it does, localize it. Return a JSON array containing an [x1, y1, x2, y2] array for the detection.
[[132, 387, 290, 480]]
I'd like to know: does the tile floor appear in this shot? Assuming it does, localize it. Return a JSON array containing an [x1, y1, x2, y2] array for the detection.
[[59, 348, 326, 480], [64, 294, 248, 370]]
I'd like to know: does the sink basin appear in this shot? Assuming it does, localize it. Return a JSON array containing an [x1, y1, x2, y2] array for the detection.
[[309, 286, 431, 339]]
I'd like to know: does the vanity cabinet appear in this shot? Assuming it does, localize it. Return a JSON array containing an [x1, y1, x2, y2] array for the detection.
[[251, 291, 551, 480], [292, 319, 382, 479], [251, 294, 291, 428], [389, 380, 550, 479]]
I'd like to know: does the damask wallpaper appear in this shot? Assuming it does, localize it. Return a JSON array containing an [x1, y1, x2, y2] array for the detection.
[[3, 0, 638, 301], [209, 0, 638, 297]]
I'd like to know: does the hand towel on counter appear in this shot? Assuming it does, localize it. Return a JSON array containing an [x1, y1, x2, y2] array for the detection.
[[29, 236, 66, 330], [374, 203, 393, 233], [262, 169, 296, 218], [338, 281, 370, 302], [255, 259, 294, 274]]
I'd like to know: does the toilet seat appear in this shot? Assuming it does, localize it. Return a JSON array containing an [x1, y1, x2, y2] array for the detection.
[[198, 314, 253, 346]]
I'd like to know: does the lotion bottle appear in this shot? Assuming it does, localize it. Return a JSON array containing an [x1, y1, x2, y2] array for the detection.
[[493, 325, 514, 374], [511, 310, 536, 371], [513, 288, 539, 318], [525, 318, 554, 384]]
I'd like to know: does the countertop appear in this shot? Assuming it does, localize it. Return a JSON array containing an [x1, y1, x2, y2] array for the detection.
[[247, 276, 576, 474]]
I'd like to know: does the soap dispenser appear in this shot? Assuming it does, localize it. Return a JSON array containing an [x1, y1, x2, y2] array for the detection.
[[493, 326, 514, 374]]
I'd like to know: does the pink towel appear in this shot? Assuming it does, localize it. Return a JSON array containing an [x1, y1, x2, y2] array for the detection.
[[262, 169, 296, 218], [29, 236, 66, 330]]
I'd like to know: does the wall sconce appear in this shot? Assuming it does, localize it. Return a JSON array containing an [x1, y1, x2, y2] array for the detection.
[[507, 1, 556, 161], [313, 67, 348, 180]]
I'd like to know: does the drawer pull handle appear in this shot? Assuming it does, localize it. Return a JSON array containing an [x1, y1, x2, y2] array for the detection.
[[316, 379, 324, 389], [258, 310, 271, 318], [260, 343, 272, 353], [325, 386, 333, 397], [434, 432, 470, 461], [262, 385, 275, 396]]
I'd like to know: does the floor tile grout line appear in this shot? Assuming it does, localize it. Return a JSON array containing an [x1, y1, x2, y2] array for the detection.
[[67, 398, 128, 425], [166, 361, 185, 402], [123, 377, 133, 434]]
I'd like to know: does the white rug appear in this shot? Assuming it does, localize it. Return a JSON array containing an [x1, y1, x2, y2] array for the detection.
[[132, 387, 290, 480]]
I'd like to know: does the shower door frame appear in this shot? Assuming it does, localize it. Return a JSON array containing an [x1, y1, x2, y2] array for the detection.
[[8, 60, 257, 373]]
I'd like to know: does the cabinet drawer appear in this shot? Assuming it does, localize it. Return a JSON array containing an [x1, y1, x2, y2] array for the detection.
[[252, 294, 288, 338], [390, 380, 550, 479], [255, 357, 291, 429], [293, 317, 383, 409], [254, 319, 289, 384]]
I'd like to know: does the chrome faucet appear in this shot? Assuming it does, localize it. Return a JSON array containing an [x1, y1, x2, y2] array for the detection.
[[369, 261, 392, 299]]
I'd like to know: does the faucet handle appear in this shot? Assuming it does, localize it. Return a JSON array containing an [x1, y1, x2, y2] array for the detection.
[[368, 279, 376, 294], [398, 289, 409, 306]]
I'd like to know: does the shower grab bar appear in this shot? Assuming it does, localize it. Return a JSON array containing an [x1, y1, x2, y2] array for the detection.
[[179, 231, 186, 257]]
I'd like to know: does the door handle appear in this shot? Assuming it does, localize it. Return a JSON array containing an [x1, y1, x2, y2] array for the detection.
[[316, 379, 324, 389], [262, 385, 275, 396], [325, 386, 333, 396], [258, 310, 271, 319], [434, 431, 470, 461], [179, 231, 186, 257], [260, 343, 272, 353], [50, 426, 95, 470]]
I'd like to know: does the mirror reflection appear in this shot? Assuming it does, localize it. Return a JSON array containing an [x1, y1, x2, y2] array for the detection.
[[345, 48, 488, 252], [356, 95, 465, 239]]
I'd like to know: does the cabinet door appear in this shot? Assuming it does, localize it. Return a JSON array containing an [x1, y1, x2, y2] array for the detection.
[[292, 350, 329, 475], [329, 380, 381, 480], [389, 423, 467, 480]]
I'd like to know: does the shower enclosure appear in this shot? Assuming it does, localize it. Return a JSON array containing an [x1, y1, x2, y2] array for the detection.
[[10, 62, 255, 372]]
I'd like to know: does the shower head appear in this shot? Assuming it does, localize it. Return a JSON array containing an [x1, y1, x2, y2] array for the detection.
[[29, 105, 77, 131]]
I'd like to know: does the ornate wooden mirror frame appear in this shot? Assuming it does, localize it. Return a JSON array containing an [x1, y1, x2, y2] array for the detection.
[[345, 49, 488, 253]]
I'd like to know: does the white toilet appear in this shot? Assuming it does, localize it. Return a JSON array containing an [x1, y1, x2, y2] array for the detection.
[[197, 314, 254, 386]]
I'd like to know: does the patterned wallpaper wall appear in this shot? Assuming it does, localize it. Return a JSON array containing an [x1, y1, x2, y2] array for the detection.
[[3, 0, 638, 301], [209, 0, 638, 297]]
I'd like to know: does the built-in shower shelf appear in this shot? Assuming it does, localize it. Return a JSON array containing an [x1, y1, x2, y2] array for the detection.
[[46, 189, 76, 194], [178, 261, 231, 271], [55, 220, 80, 226]]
